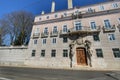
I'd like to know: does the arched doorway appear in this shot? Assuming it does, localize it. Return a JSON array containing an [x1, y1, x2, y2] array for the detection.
[[76, 48, 87, 65]]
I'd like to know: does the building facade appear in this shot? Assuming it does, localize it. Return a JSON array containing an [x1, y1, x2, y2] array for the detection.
[[26, 0, 120, 70]]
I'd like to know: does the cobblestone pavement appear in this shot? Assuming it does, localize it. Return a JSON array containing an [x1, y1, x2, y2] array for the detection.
[[0, 66, 120, 80]]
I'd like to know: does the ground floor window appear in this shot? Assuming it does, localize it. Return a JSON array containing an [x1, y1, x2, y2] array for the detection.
[[51, 50, 56, 57], [41, 50, 45, 57], [32, 50, 36, 57], [112, 48, 120, 58], [96, 49, 103, 58], [63, 49, 68, 57]]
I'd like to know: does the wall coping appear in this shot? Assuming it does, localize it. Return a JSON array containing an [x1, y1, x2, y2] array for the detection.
[[0, 45, 28, 49]]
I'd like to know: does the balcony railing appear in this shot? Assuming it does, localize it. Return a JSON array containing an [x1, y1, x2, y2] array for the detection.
[[69, 26, 101, 34], [41, 32, 49, 38], [33, 33, 40, 38], [50, 31, 58, 37], [60, 30, 69, 35], [103, 25, 116, 32]]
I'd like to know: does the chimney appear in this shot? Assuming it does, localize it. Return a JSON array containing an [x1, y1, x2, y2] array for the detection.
[[68, 0, 73, 9], [51, 1, 55, 12], [41, 11, 45, 15]]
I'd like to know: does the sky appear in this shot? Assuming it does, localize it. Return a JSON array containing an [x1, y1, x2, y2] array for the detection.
[[0, 0, 107, 18]]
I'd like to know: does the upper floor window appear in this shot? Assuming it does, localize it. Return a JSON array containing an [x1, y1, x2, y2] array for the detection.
[[39, 17, 41, 20], [88, 8, 94, 13], [51, 50, 56, 57], [63, 49, 68, 57], [63, 37, 68, 43], [41, 50, 45, 57], [34, 40, 37, 44], [52, 38, 56, 44], [108, 34, 115, 41], [118, 18, 120, 23], [55, 14, 58, 18], [90, 21, 96, 29], [112, 48, 120, 58], [32, 50, 36, 57], [44, 27, 48, 34], [42, 39, 46, 44], [99, 5, 104, 11], [35, 28, 40, 33], [96, 49, 103, 58], [46, 16, 49, 19], [53, 26, 58, 33], [112, 3, 118, 8], [93, 34, 100, 41], [63, 25, 68, 32], [64, 13, 67, 17], [104, 20, 111, 28], [75, 21, 82, 30]]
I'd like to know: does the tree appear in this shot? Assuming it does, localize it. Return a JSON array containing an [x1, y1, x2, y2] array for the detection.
[[0, 11, 34, 45]]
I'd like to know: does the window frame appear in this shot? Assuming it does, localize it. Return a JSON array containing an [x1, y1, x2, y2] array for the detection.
[[34, 39, 38, 44], [96, 49, 103, 58], [112, 48, 120, 58], [42, 39, 46, 44], [32, 50, 36, 57], [63, 37, 68, 43], [52, 38, 56, 44], [108, 34, 115, 41], [51, 50, 56, 57], [41, 50, 45, 57], [93, 34, 100, 41], [63, 49, 68, 57]]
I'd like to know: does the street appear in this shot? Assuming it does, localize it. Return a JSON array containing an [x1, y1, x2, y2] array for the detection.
[[0, 66, 119, 80]]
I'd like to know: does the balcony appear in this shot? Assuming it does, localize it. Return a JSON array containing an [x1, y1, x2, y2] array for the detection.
[[68, 26, 101, 34], [41, 32, 49, 38], [60, 30, 69, 35], [33, 33, 40, 38], [50, 31, 58, 37], [103, 25, 116, 32]]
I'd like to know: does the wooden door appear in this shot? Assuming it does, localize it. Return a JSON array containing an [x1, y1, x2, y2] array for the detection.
[[76, 48, 87, 65]]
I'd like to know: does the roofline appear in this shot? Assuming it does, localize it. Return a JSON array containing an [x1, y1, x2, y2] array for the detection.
[[35, 0, 119, 17]]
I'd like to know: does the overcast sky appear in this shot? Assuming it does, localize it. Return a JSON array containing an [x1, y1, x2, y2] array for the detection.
[[0, 0, 106, 18]]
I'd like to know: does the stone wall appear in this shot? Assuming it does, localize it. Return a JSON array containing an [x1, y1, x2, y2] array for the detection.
[[0, 46, 27, 66]]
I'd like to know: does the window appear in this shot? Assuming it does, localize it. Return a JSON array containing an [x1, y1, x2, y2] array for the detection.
[[52, 38, 56, 44], [39, 18, 41, 20], [64, 13, 67, 17], [55, 14, 58, 18], [63, 50, 68, 57], [112, 48, 120, 58], [34, 40, 37, 44], [46, 16, 49, 19], [93, 34, 100, 41], [90, 22, 96, 29], [42, 39, 46, 44], [88, 8, 94, 13], [63, 25, 68, 32], [32, 50, 36, 57], [75, 21, 82, 30], [96, 49, 103, 58], [104, 20, 111, 28], [41, 50, 45, 57], [118, 18, 120, 23], [108, 34, 115, 41], [44, 27, 48, 34], [63, 37, 68, 43], [112, 3, 118, 8], [51, 50, 56, 57], [53, 26, 57, 33], [99, 5, 104, 11]]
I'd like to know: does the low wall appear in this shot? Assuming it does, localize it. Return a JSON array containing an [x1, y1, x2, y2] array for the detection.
[[0, 46, 27, 66]]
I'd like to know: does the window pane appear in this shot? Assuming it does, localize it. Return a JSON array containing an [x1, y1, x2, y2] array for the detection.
[[108, 34, 115, 41], [34, 40, 37, 44], [93, 34, 100, 41], [63, 37, 68, 43], [32, 50, 36, 57], [63, 50, 68, 57], [112, 48, 120, 58], [104, 20, 111, 28], [41, 50, 45, 57], [91, 22, 96, 29], [96, 49, 103, 58], [51, 50, 56, 57]]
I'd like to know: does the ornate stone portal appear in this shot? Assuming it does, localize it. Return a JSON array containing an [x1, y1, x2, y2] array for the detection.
[[69, 38, 92, 67]]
